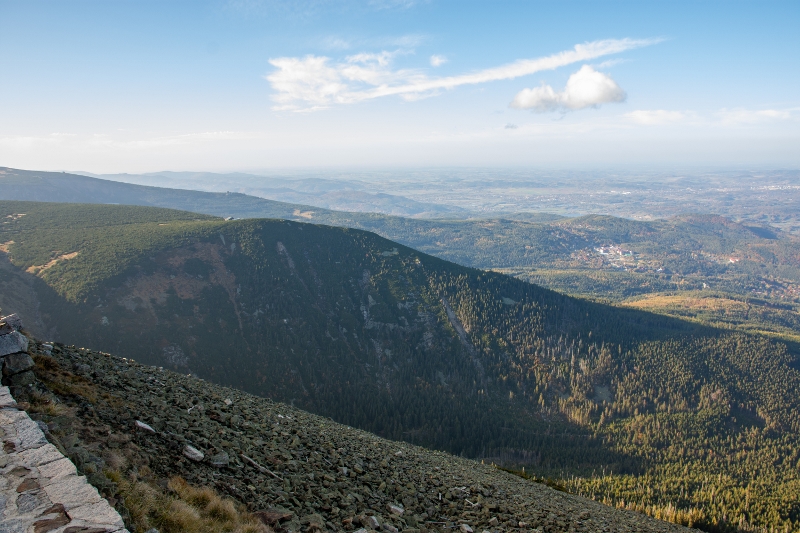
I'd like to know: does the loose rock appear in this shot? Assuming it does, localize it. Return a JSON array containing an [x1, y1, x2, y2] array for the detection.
[[134, 420, 156, 433], [210, 451, 230, 468], [183, 444, 204, 462], [388, 503, 404, 516]]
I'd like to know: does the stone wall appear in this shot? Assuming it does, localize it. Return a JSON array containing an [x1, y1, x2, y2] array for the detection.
[[0, 314, 129, 533]]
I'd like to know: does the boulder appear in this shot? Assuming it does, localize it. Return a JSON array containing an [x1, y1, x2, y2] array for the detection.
[[2, 352, 35, 376], [8, 369, 36, 387], [0, 313, 23, 330], [183, 444, 204, 462], [0, 331, 29, 357], [209, 451, 230, 468]]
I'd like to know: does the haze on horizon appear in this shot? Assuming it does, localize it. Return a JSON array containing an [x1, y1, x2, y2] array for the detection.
[[0, 0, 798, 173]]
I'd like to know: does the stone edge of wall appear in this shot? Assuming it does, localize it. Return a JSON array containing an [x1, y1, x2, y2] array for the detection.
[[1, 313, 130, 533]]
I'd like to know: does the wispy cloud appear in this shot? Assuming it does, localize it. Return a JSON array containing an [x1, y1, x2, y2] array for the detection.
[[321, 36, 352, 50], [267, 37, 660, 111], [429, 54, 447, 67], [368, 0, 428, 9], [595, 58, 627, 69], [510, 65, 626, 112], [718, 107, 798, 124], [625, 109, 686, 125]]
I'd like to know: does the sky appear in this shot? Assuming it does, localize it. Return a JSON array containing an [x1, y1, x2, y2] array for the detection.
[[0, 0, 798, 172]]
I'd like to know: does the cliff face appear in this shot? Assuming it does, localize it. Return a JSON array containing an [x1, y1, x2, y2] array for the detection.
[[14, 334, 691, 533]]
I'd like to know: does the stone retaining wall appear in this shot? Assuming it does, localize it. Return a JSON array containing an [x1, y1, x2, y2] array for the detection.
[[0, 313, 129, 533]]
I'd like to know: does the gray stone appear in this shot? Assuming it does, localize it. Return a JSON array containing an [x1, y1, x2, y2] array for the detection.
[[0, 331, 28, 357], [0, 385, 17, 408], [0, 314, 22, 330], [42, 474, 103, 510], [8, 370, 36, 387], [183, 444, 204, 462], [38, 457, 78, 483], [1, 409, 47, 451], [388, 503, 404, 516], [460, 525, 474, 533], [210, 451, 230, 467], [2, 353, 35, 376], [15, 489, 51, 514], [67, 499, 126, 527], [366, 515, 380, 529], [134, 420, 156, 433], [383, 524, 399, 533], [18, 443, 63, 467]]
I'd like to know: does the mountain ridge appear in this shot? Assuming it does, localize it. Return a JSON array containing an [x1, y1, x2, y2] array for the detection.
[[1, 200, 799, 531]]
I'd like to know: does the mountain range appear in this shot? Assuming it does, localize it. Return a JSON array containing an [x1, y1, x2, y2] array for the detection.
[[2, 198, 799, 531], [2, 167, 799, 340]]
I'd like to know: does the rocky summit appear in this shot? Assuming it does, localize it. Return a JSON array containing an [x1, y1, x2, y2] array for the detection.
[[9, 333, 694, 533]]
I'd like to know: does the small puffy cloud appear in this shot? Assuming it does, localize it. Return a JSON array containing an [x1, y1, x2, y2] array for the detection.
[[505, 123, 518, 129], [625, 109, 685, 125], [510, 65, 626, 112], [430, 54, 448, 67]]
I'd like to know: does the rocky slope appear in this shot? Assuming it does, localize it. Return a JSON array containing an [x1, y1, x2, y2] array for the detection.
[[21, 337, 692, 533]]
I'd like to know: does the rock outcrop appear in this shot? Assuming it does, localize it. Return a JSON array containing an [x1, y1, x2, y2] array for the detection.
[[0, 314, 35, 393]]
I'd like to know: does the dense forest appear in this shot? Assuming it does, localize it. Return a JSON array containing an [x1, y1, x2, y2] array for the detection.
[[3, 168, 799, 341], [2, 200, 800, 532]]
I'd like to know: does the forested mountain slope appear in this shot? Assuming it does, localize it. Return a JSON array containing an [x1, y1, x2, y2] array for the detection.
[[7, 166, 798, 282], [1, 200, 800, 531], [3, 167, 799, 323]]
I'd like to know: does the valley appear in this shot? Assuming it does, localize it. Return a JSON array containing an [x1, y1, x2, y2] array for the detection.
[[2, 200, 800, 531]]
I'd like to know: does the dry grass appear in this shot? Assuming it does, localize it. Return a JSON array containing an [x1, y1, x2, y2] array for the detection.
[[114, 473, 271, 533], [623, 294, 749, 312], [17, 388, 68, 416], [33, 353, 100, 403]]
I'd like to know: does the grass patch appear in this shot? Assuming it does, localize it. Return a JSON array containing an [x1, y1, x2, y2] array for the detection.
[[114, 471, 271, 533]]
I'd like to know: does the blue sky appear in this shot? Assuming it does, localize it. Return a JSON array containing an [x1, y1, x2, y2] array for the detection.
[[1, 0, 798, 172]]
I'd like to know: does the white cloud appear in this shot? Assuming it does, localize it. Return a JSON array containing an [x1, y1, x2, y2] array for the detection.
[[625, 109, 686, 125], [266, 37, 659, 111], [430, 54, 447, 67], [321, 36, 351, 50], [718, 108, 797, 124], [510, 65, 626, 112], [595, 58, 626, 69]]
